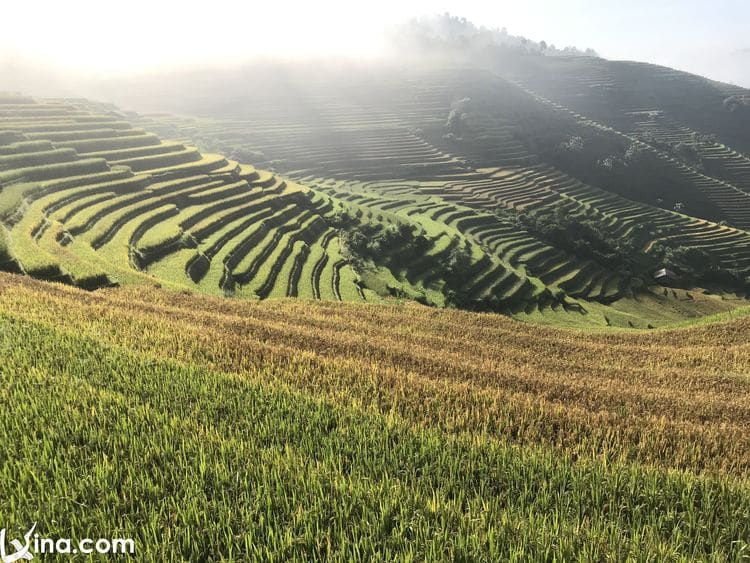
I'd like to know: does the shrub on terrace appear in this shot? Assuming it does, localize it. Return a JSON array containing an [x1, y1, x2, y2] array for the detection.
[[513, 205, 661, 285], [334, 211, 480, 300], [557, 136, 585, 153], [443, 97, 471, 141]]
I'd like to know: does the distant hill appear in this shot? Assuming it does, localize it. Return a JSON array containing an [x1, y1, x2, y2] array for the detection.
[[388, 14, 598, 58]]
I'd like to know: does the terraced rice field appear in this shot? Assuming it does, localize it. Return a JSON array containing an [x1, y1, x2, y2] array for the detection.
[[2, 68, 749, 325], [0, 94, 601, 317], [0, 272, 748, 560], [505, 56, 750, 230], [2, 56, 750, 561], [0, 95, 363, 302], [133, 66, 750, 317]]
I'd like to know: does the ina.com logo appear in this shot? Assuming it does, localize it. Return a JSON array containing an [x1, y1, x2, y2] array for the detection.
[[0, 524, 135, 561]]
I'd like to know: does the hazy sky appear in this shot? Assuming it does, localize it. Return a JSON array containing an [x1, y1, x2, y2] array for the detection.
[[1, 0, 748, 86]]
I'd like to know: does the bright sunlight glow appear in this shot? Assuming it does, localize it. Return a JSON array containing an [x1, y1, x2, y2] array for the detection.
[[1, 0, 749, 86]]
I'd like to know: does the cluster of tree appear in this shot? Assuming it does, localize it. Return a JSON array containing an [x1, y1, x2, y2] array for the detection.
[[332, 211, 484, 304], [650, 243, 749, 291], [225, 147, 266, 164], [350, 223, 431, 267], [512, 204, 750, 292], [390, 14, 598, 60], [670, 142, 703, 168], [332, 213, 431, 271], [510, 205, 657, 286]]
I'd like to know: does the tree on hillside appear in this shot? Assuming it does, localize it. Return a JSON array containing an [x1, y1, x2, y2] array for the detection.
[[723, 96, 750, 113], [444, 97, 471, 140]]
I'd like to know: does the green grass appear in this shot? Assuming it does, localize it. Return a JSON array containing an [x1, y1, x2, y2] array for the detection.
[[35, 222, 112, 286], [296, 232, 332, 300], [0, 147, 77, 169], [0, 140, 54, 154], [241, 222, 310, 298], [145, 153, 227, 175], [95, 204, 178, 263], [268, 240, 308, 299], [516, 288, 746, 329], [318, 238, 345, 300], [110, 147, 201, 172], [0, 223, 13, 263], [55, 133, 162, 152], [135, 222, 184, 254], [0, 181, 37, 219], [0, 157, 109, 183], [337, 261, 363, 301], [8, 211, 64, 277], [81, 140, 186, 161], [189, 215, 285, 295]]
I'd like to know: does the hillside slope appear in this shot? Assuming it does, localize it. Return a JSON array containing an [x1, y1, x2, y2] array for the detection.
[[0, 94, 366, 300], [1, 82, 749, 327], [0, 273, 748, 559], [126, 60, 750, 229], [499, 55, 750, 229], [127, 62, 750, 320], [0, 94, 573, 316]]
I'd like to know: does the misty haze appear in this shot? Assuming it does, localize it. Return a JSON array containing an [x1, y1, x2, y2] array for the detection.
[[1, 2, 749, 561]]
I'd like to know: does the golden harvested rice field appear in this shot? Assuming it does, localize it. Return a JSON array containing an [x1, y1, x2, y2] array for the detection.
[[0, 272, 748, 560]]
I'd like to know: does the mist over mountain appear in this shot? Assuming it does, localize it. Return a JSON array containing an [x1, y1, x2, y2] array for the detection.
[[2, 11, 749, 103], [388, 14, 598, 59]]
